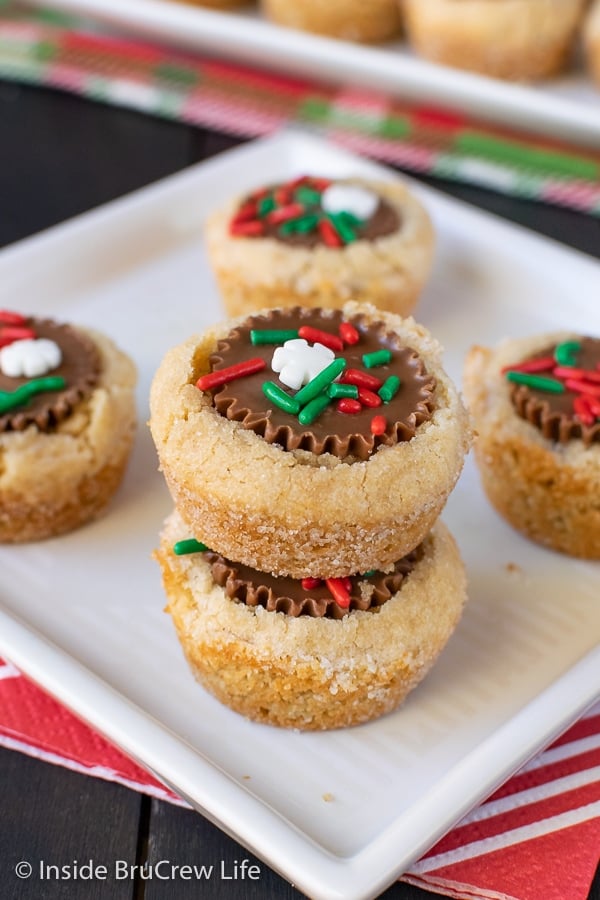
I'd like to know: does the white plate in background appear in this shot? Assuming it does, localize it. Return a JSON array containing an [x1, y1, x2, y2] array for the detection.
[[0, 132, 599, 900], [25, 0, 600, 148]]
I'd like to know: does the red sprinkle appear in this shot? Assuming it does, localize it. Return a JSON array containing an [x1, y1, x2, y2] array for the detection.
[[318, 218, 343, 248], [339, 321, 360, 346], [370, 414, 387, 435], [325, 578, 350, 609], [232, 201, 259, 224], [230, 220, 265, 237], [298, 325, 343, 352], [342, 577, 352, 591], [554, 366, 600, 384], [340, 368, 383, 391], [0, 310, 27, 326], [248, 188, 270, 202], [196, 357, 266, 392], [337, 398, 362, 414], [357, 387, 382, 408], [565, 379, 600, 398], [311, 178, 332, 191], [501, 356, 555, 374], [585, 395, 600, 416], [274, 187, 293, 206], [267, 203, 305, 225], [301, 577, 322, 590], [574, 395, 595, 426], [0, 326, 36, 343]]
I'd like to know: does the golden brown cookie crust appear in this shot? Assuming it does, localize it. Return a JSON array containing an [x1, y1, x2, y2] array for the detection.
[[401, 0, 586, 80], [463, 333, 600, 559], [169, 0, 251, 8], [149, 302, 471, 577], [205, 179, 434, 319], [261, 0, 402, 42], [584, 0, 600, 84], [0, 329, 137, 542], [156, 511, 467, 731]]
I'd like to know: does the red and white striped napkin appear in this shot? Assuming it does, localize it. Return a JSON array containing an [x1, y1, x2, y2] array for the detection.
[[1, 657, 598, 900]]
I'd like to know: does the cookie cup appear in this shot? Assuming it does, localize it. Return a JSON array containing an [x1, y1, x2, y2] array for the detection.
[[149, 302, 471, 578], [169, 0, 251, 8], [205, 179, 434, 318], [0, 330, 137, 542], [584, 0, 600, 84], [401, 0, 586, 80], [261, 0, 401, 42], [156, 511, 467, 731], [464, 335, 600, 559]]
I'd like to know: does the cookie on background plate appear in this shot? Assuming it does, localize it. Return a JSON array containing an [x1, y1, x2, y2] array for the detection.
[[584, 0, 600, 84], [260, 0, 402, 42], [0, 311, 137, 542], [401, 0, 586, 81]]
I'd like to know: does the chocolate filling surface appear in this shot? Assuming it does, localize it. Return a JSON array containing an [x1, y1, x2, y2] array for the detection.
[[208, 308, 436, 460], [0, 318, 101, 433], [234, 179, 401, 248], [508, 337, 600, 446], [205, 545, 423, 619]]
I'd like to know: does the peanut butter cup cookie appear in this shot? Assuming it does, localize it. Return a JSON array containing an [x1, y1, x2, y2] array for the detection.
[[150, 302, 471, 577], [205, 176, 434, 317], [401, 0, 586, 81], [584, 0, 600, 85], [261, 0, 402, 43], [156, 510, 467, 730], [464, 334, 600, 559], [0, 311, 137, 542]]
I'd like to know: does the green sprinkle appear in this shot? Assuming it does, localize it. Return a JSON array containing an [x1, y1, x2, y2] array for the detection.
[[327, 383, 359, 399], [363, 349, 392, 369], [328, 213, 357, 244], [280, 214, 320, 235], [337, 211, 364, 228], [295, 358, 347, 407], [295, 186, 322, 206], [0, 376, 65, 414], [554, 341, 581, 367], [298, 393, 332, 426], [250, 329, 299, 345], [262, 381, 300, 415], [505, 372, 565, 393], [258, 196, 276, 217], [173, 539, 208, 556], [363, 570, 376, 577], [378, 375, 401, 403]]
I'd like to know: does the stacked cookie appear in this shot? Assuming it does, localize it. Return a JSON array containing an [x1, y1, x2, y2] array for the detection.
[[150, 302, 471, 730]]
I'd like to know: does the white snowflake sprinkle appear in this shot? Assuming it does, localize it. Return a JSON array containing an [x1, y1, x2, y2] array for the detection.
[[0, 338, 62, 378], [271, 339, 334, 390], [321, 184, 378, 221]]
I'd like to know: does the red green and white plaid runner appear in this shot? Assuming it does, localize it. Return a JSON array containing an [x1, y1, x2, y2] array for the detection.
[[0, 2, 599, 216]]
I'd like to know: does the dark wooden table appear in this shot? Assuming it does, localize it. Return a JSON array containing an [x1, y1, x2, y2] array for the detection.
[[0, 81, 598, 900]]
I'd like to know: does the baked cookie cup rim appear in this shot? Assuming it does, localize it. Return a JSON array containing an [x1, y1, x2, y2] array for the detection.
[[149, 301, 472, 527]]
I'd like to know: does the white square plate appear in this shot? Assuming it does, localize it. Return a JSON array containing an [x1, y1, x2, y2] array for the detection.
[[0, 132, 599, 900]]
